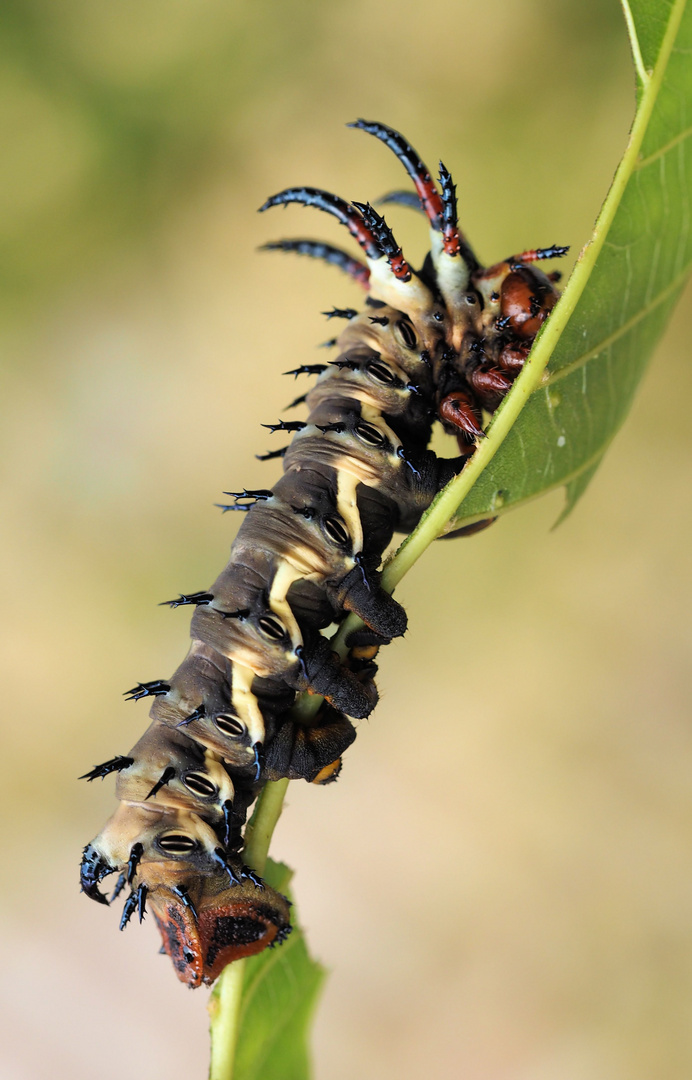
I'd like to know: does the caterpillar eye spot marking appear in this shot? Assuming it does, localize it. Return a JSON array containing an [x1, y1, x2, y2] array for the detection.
[[82, 118, 564, 985], [366, 360, 397, 385], [354, 421, 387, 447], [257, 615, 287, 641], [182, 772, 218, 799], [322, 516, 350, 547], [395, 318, 417, 348], [158, 833, 197, 856], [214, 713, 246, 737]]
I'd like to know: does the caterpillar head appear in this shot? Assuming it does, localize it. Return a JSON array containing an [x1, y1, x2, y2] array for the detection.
[[497, 264, 559, 339], [473, 256, 561, 340]]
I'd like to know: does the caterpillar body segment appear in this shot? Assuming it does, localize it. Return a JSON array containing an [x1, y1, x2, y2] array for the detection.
[[114, 723, 236, 813], [82, 802, 291, 987], [82, 120, 565, 983], [153, 872, 292, 988]]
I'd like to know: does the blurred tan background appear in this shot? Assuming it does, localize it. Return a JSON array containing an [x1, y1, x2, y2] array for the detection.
[[2, 1, 691, 1077]]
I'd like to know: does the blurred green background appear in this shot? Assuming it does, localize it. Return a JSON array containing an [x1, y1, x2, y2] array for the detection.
[[2, 1, 691, 1077]]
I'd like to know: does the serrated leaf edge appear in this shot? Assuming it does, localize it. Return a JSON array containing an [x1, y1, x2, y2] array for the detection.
[[377, 0, 687, 577]]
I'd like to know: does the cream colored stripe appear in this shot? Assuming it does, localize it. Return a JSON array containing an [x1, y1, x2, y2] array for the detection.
[[336, 469, 363, 555], [230, 663, 265, 747], [267, 560, 305, 651]]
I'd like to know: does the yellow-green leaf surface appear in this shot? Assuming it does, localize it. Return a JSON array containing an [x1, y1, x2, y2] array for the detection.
[[208, 859, 326, 1080], [440, 0, 691, 533]]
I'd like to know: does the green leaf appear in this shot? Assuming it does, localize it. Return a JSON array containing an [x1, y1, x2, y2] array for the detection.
[[442, 0, 692, 533], [208, 859, 326, 1080]]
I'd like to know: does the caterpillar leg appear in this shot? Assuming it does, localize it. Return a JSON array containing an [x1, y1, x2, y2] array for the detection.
[[329, 562, 408, 640], [263, 705, 356, 783], [295, 632, 378, 718]]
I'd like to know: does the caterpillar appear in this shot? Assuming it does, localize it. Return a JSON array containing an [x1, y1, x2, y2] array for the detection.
[[80, 119, 566, 988]]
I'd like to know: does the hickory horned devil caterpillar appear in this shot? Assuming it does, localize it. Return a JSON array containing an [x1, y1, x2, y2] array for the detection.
[[80, 120, 567, 987]]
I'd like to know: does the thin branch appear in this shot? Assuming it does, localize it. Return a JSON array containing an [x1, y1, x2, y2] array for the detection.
[[207, 779, 290, 1080], [242, 778, 291, 874], [208, 962, 246, 1080]]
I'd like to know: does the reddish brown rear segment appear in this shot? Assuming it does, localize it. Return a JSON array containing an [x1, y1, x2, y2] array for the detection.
[[152, 879, 292, 988]]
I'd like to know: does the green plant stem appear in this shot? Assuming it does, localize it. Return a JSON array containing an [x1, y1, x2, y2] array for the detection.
[[208, 961, 246, 1080], [242, 777, 290, 874], [208, 777, 290, 1080]]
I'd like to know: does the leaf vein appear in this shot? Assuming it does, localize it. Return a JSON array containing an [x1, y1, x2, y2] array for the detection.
[[637, 121, 692, 169], [452, 442, 613, 530], [239, 932, 303, 1020], [620, 0, 651, 86], [544, 261, 692, 387]]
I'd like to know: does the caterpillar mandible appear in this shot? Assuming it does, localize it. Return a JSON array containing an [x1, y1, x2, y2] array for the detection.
[[80, 119, 566, 987]]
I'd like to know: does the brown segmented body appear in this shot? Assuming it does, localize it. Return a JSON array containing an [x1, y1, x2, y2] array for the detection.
[[80, 120, 565, 985]]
